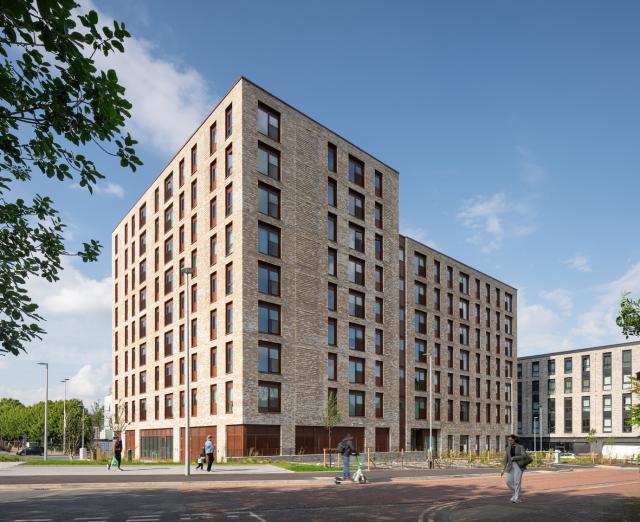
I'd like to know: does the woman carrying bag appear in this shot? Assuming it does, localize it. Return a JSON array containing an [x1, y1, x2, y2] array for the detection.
[[500, 434, 532, 503]]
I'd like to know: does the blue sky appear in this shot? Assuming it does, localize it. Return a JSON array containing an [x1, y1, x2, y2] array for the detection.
[[2, 0, 639, 405]]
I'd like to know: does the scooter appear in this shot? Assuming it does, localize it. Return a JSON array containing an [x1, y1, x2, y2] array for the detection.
[[334, 453, 367, 484]]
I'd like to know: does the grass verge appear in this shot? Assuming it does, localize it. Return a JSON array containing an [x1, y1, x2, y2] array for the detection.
[[0, 455, 25, 462], [271, 462, 338, 472]]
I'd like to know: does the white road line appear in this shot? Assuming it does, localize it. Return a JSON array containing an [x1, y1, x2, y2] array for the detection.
[[14, 519, 52, 522]]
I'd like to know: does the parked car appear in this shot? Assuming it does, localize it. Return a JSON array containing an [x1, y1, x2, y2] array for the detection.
[[16, 444, 44, 456]]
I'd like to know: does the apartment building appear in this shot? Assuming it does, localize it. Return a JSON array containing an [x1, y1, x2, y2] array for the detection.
[[111, 77, 400, 461], [111, 77, 517, 461], [518, 341, 639, 452], [399, 236, 517, 454]]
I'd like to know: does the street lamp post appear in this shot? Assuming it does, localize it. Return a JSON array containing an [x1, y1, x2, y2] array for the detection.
[[61, 378, 69, 457], [428, 349, 433, 466], [539, 405, 544, 452], [182, 266, 194, 478], [37, 363, 48, 460]]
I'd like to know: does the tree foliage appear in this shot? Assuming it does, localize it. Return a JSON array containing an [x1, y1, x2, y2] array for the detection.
[[616, 292, 640, 339], [321, 391, 341, 451], [0, 396, 102, 452], [0, 0, 141, 355]]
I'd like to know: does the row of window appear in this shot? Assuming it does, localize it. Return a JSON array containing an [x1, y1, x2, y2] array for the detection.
[[401, 249, 514, 313], [537, 394, 634, 434], [327, 180, 384, 228], [327, 144, 384, 197], [522, 350, 634, 391], [412, 398, 512, 424]]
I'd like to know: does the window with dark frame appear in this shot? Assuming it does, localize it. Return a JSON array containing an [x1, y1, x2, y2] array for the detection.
[[258, 381, 281, 413], [257, 142, 280, 180], [348, 156, 364, 187], [258, 103, 280, 141], [327, 143, 337, 172]]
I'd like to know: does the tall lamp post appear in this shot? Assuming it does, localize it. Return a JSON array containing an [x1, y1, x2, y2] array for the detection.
[[428, 349, 433, 466], [182, 266, 194, 478], [37, 363, 48, 460], [61, 378, 69, 457]]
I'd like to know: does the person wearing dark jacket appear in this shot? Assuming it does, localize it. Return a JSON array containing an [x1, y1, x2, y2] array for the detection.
[[108, 435, 123, 471], [338, 433, 356, 480]]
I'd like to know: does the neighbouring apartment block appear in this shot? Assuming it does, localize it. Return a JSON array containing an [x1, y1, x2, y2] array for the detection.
[[399, 236, 517, 454], [111, 77, 517, 461], [517, 341, 639, 453]]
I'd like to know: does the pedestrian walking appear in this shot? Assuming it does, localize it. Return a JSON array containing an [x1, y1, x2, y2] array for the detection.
[[205, 435, 215, 472], [195, 445, 206, 470], [501, 434, 532, 502], [107, 435, 123, 471], [337, 433, 356, 481]]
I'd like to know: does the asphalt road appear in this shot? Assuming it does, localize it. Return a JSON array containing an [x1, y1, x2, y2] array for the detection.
[[0, 467, 637, 521]]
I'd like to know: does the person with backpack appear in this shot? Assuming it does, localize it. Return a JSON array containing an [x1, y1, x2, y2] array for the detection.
[[337, 433, 356, 481], [500, 434, 532, 502], [204, 435, 215, 472]]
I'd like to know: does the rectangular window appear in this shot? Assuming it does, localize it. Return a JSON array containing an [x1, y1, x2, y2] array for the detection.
[[257, 142, 280, 180], [348, 223, 364, 252], [258, 262, 280, 296], [564, 357, 573, 373], [258, 183, 280, 218], [327, 213, 337, 242], [258, 222, 280, 257], [225, 342, 233, 373], [328, 248, 337, 277], [374, 171, 382, 197], [209, 161, 217, 191], [225, 381, 233, 413], [164, 173, 173, 201], [258, 301, 281, 335], [210, 384, 217, 415], [548, 359, 556, 375], [581, 396, 590, 433], [327, 283, 337, 311], [349, 357, 365, 384], [623, 393, 632, 433], [375, 234, 383, 261], [225, 145, 233, 178], [225, 263, 233, 295], [564, 377, 572, 393], [225, 223, 233, 256], [415, 282, 426, 306], [190, 144, 197, 174], [564, 397, 573, 433], [603, 352, 612, 390], [327, 178, 337, 207], [622, 350, 632, 389], [375, 329, 383, 355], [258, 103, 280, 141], [327, 352, 337, 381], [415, 311, 427, 334], [414, 253, 426, 277], [210, 235, 218, 266], [375, 266, 383, 292], [582, 355, 590, 392], [415, 368, 427, 391], [258, 381, 281, 413], [258, 341, 281, 374], [209, 122, 217, 154], [349, 323, 365, 351], [459, 273, 469, 294], [327, 143, 337, 172], [164, 394, 173, 419], [603, 395, 612, 433], [225, 183, 233, 216], [349, 390, 365, 417], [532, 361, 540, 378], [415, 397, 427, 420], [548, 378, 555, 394], [225, 104, 232, 138], [209, 309, 217, 340], [225, 302, 233, 334], [348, 190, 365, 219], [348, 290, 365, 318], [327, 317, 337, 346], [348, 156, 364, 187], [348, 256, 365, 285]]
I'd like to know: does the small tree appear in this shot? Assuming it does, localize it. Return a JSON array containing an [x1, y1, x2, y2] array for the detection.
[[321, 392, 341, 466], [586, 428, 598, 463], [617, 292, 640, 338], [109, 403, 129, 439]]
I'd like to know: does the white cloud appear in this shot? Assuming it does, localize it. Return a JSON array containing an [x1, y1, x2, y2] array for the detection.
[[571, 262, 640, 343], [516, 145, 548, 185], [2, 261, 112, 406], [401, 225, 438, 249], [68, 364, 111, 400], [28, 261, 111, 316], [517, 294, 572, 356], [71, 181, 125, 198], [80, 0, 215, 152], [541, 288, 573, 315], [457, 193, 535, 252], [564, 255, 591, 273]]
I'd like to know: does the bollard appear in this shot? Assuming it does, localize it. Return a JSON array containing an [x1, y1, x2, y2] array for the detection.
[[323, 448, 326, 468], [367, 447, 371, 471]]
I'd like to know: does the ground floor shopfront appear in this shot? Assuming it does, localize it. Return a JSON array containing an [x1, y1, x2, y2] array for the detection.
[[122, 423, 394, 462]]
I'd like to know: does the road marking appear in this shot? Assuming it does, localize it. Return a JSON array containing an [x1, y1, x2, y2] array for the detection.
[[14, 519, 52, 522], [226, 511, 267, 522]]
